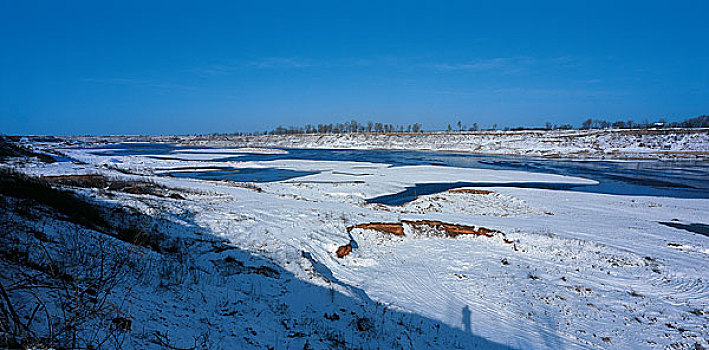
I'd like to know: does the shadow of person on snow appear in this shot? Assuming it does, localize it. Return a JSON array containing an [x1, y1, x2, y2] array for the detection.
[[462, 305, 472, 334]]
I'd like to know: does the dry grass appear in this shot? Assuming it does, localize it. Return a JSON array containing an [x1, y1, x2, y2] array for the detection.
[[42, 174, 187, 199], [0, 137, 56, 163], [1, 169, 176, 253]]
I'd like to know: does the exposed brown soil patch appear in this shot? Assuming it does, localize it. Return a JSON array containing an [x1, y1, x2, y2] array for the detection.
[[657, 151, 709, 156], [336, 244, 352, 258], [347, 222, 405, 236], [402, 220, 500, 237], [447, 188, 494, 195], [347, 220, 500, 238]]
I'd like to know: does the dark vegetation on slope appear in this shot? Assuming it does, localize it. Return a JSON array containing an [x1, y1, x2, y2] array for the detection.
[[41, 174, 186, 199], [0, 136, 56, 163], [0, 168, 261, 349], [0, 169, 177, 254], [0, 169, 512, 350], [0, 169, 185, 348]]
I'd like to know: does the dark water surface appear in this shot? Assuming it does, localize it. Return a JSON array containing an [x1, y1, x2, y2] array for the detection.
[[83, 143, 709, 200], [366, 182, 583, 206], [167, 167, 317, 183], [658, 222, 709, 237]]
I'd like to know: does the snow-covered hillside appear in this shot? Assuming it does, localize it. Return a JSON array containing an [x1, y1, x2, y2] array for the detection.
[[2, 139, 708, 349]]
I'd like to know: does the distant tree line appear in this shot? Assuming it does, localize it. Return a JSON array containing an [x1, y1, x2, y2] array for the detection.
[[219, 115, 707, 136], [468, 115, 708, 132], [260, 120, 424, 135], [670, 115, 709, 128], [447, 120, 573, 132], [579, 115, 709, 130]]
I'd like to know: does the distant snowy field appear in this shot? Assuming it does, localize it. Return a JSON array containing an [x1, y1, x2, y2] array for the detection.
[[180, 128, 709, 160], [3, 135, 708, 349]]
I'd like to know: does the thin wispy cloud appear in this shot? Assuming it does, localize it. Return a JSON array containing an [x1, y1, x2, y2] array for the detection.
[[428, 55, 589, 74], [490, 87, 621, 98], [582, 78, 603, 84], [550, 55, 581, 68], [83, 78, 198, 91], [246, 57, 315, 69], [195, 55, 549, 78], [192, 54, 581, 81], [194, 64, 237, 77], [192, 57, 317, 77], [430, 57, 535, 73], [427, 86, 622, 99]]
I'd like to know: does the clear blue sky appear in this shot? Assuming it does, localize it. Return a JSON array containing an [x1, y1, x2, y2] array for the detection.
[[2, 1, 708, 135]]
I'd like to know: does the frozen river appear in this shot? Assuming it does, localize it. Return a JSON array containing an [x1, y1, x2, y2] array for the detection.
[[88, 143, 709, 199]]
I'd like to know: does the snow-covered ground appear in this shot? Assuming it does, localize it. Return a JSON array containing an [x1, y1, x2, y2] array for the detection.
[[179, 129, 709, 160], [2, 140, 709, 349]]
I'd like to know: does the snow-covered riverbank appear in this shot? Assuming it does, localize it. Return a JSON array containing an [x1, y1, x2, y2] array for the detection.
[[2, 140, 708, 349], [180, 129, 709, 160]]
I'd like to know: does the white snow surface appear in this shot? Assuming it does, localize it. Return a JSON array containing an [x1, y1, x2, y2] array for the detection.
[[4, 141, 709, 349], [178, 129, 709, 160]]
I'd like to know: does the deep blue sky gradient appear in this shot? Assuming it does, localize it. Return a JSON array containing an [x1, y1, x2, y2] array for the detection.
[[1, 1, 708, 135]]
